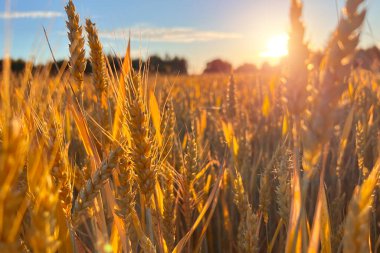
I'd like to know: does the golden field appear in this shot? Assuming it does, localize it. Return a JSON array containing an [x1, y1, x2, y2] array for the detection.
[[0, 0, 379, 252]]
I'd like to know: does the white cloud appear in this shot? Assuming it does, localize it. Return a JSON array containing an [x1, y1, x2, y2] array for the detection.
[[0, 11, 63, 19], [99, 25, 241, 43]]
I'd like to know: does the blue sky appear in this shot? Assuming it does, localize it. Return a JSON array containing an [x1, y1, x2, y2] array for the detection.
[[0, 0, 379, 73]]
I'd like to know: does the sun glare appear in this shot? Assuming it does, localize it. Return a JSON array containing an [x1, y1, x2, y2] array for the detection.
[[260, 34, 289, 59]]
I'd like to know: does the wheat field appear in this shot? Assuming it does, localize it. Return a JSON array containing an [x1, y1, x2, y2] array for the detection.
[[0, 0, 379, 252]]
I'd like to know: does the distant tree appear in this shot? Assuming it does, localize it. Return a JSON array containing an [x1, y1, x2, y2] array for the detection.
[[48, 59, 68, 75], [0, 59, 26, 73], [148, 55, 164, 72], [235, 63, 257, 73], [106, 55, 121, 72], [132, 59, 141, 71], [169, 56, 187, 75], [148, 55, 187, 75], [104, 54, 187, 75], [203, 59, 232, 74]]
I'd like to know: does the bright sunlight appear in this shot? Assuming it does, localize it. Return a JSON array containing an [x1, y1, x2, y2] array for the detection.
[[260, 33, 289, 59]]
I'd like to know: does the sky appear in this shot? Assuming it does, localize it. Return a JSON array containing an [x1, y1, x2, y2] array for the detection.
[[0, 0, 379, 73]]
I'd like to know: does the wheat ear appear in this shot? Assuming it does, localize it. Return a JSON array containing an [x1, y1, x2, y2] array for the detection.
[[85, 19, 108, 97], [65, 0, 86, 104], [233, 169, 259, 253], [72, 147, 123, 225], [124, 73, 157, 200], [303, 0, 366, 171], [285, 0, 309, 115]]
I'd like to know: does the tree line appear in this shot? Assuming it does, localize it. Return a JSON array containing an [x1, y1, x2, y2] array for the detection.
[[0, 55, 188, 75], [1, 46, 380, 75]]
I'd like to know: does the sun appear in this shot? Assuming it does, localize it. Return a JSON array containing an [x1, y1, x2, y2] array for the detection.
[[260, 34, 289, 59]]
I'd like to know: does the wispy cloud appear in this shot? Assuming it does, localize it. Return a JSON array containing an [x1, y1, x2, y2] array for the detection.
[[0, 11, 63, 19], [99, 25, 241, 43]]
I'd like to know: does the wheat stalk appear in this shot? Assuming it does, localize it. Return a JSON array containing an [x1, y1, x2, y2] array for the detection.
[[343, 159, 380, 253], [65, 0, 86, 104], [233, 169, 259, 253], [26, 177, 60, 253], [162, 169, 176, 251], [223, 74, 237, 120]]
